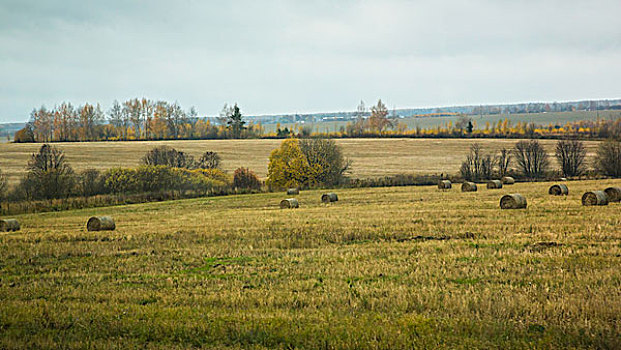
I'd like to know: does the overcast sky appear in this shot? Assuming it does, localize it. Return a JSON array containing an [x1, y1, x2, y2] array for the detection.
[[1, 0, 620, 122]]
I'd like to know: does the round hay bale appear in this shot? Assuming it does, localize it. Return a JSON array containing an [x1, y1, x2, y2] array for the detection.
[[0, 219, 20, 232], [581, 191, 608, 206], [500, 194, 527, 209], [280, 198, 299, 209], [501, 176, 515, 185], [461, 182, 477, 192], [604, 187, 621, 203], [321, 193, 338, 203], [286, 188, 299, 195], [438, 180, 452, 190], [87, 216, 116, 231], [487, 180, 503, 189], [548, 184, 569, 196]]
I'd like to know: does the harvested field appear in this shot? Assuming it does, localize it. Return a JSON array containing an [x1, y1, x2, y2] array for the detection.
[[0, 138, 603, 185], [0, 179, 620, 348]]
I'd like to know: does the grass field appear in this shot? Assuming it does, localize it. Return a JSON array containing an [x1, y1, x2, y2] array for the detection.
[[0, 138, 603, 185], [1, 179, 620, 348]]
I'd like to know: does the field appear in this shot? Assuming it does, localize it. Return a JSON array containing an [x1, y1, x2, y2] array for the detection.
[[1, 179, 620, 348], [271, 109, 621, 133], [0, 138, 603, 185]]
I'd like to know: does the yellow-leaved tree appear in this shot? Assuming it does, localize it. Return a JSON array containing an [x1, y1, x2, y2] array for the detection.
[[266, 139, 320, 190]]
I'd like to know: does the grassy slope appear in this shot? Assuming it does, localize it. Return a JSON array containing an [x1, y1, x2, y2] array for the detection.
[[0, 138, 603, 185], [1, 179, 620, 349]]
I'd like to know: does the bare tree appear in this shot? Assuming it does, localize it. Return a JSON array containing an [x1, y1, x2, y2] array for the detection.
[[497, 148, 512, 176], [24, 144, 75, 199], [594, 140, 621, 177], [555, 139, 586, 177], [197, 151, 221, 169], [513, 140, 550, 179]]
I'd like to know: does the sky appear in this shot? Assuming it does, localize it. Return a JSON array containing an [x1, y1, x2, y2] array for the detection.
[[1, 0, 621, 123]]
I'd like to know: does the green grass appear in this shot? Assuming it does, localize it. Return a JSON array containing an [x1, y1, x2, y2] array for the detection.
[[1, 179, 620, 349]]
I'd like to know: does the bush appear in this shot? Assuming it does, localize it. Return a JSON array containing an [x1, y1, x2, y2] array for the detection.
[[513, 140, 550, 179], [594, 140, 621, 177], [555, 139, 587, 177], [103, 168, 139, 193], [233, 167, 262, 190], [77, 169, 105, 197], [142, 146, 195, 168], [197, 151, 221, 169], [20, 144, 75, 199]]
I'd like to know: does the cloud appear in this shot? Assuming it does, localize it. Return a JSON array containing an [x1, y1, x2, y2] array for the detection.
[[1, 0, 620, 122]]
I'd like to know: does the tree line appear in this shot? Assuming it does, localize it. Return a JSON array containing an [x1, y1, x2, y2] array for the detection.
[[15, 99, 259, 143], [459, 139, 621, 181], [15, 98, 621, 143]]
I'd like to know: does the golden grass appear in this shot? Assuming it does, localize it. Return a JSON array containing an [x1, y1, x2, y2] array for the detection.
[[1, 179, 620, 348], [0, 138, 602, 184]]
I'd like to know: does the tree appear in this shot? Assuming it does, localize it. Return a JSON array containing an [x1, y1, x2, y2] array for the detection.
[[78, 103, 103, 141], [197, 151, 221, 169], [455, 116, 472, 134], [233, 167, 261, 190], [142, 146, 195, 168], [369, 99, 392, 133], [594, 140, 621, 177], [555, 139, 586, 177], [299, 138, 350, 186], [497, 148, 511, 177], [226, 103, 246, 138], [266, 139, 316, 189], [513, 140, 550, 179], [108, 100, 127, 140], [22, 144, 75, 199], [14, 124, 35, 143]]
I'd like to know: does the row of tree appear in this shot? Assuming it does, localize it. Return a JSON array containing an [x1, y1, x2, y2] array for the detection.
[[460, 139, 621, 181], [17, 99, 256, 143]]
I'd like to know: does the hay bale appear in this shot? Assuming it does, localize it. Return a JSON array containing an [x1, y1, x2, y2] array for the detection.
[[581, 191, 608, 206], [286, 188, 299, 195], [0, 219, 20, 232], [604, 187, 621, 203], [487, 180, 503, 189], [321, 193, 339, 203], [280, 198, 299, 209], [501, 176, 515, 185], [548, 184, 569, 196], [87, 216, 116, 231], [461, 182, 477, 192], [438, 180, 452, 190], [500, 194, 527, 209]]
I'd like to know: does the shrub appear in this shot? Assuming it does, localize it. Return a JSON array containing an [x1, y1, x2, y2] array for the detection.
[[21, 144, 75, 199], [233, 167, 262, 190], [299, 138, 350, 186], [0, 169, 7, 211], [77, 168, 105, 197], [197, 151, 221, 169], [142, 146, 194, 168], [135, 165, 176, 193], [555, 139, 586, 177], [513, 140, 550, 179], [103, 168, 139, 193], [594, 140, 621, 177]]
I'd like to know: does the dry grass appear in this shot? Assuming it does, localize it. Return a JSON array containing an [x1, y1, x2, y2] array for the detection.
[[0, 138, 602, 184], [1, 179, 620, 348]]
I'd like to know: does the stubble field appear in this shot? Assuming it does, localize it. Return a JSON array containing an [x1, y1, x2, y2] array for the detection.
[[0, 138, 603, 185], [1, 179, 620, 348]]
